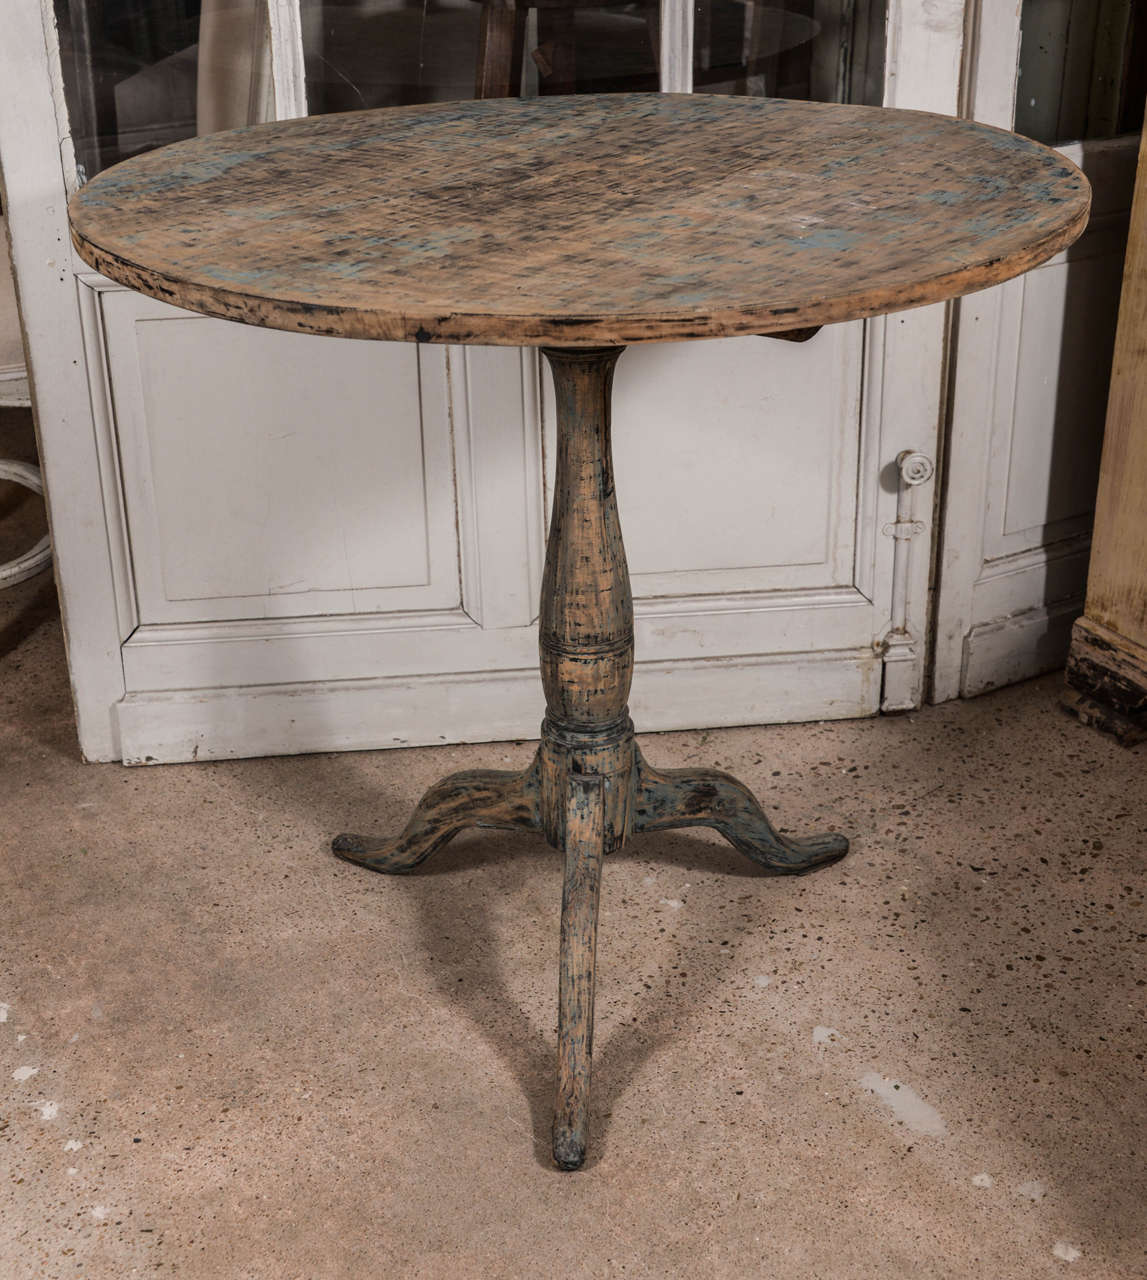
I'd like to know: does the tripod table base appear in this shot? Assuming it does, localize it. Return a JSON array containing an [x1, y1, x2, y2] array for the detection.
[[332, 345, 848, 1171]]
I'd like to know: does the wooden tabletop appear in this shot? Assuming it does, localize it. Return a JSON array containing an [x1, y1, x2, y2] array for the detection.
[[69, 94, 1090, 347]]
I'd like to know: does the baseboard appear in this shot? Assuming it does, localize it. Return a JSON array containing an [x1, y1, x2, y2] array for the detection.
[[960, 598, 1082, 697], [113, 648, 881, 764]]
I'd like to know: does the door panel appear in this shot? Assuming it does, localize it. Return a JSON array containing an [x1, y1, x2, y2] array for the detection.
[[38, 0, 968, 762], [994, 241, 1122, 543], [931, 0, 1143, 701], [609, 330, 863, 595], [103, 292, 461, 622]]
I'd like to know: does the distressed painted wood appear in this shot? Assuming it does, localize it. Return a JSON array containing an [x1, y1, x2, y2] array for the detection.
[[1064, 123, 1147, 743], [335, 347, 851, 1168], [539, 348, 630, 1170], [1064, 619, 1147, 744], [68, 94, 1090, 348], [65, 91, 1095, 1168], [632, 749, 847, 871], [332, 760, 543, 870]]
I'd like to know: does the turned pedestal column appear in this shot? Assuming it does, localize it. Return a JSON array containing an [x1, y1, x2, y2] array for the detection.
[[333, 347, 848, 1169]]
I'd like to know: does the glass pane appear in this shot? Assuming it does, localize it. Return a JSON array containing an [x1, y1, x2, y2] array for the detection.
[[302, 0, 661, 114], [54, 0, 272, 181], [693, 0, 885, 105], [1016, 0, 1147, 145]]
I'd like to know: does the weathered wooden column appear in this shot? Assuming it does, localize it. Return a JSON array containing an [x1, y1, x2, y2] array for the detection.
[[538, 346, 634, 1170], [1064, 124, 1147, 743]]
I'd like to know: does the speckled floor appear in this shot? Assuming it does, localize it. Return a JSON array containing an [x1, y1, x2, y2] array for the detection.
[[2, 407, 1144, 1279]]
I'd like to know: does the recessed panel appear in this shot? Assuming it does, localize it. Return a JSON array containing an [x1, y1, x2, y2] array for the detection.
[[609, 328, 862, 595], [134, 318, 430, 601], [1001, 250, 1122, 540], [101, 292, 462, 624]]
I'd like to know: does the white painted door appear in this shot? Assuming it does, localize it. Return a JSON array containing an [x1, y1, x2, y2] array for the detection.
[[932, 0, 1141, 699], [4, 0, 965, 763]]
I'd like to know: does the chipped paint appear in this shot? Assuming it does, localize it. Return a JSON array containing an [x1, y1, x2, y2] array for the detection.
[[68, 94, 1090, 348]]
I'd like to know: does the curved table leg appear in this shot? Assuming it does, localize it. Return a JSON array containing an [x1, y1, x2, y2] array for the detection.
[[332, 756, 542, 873], [632, 749, 849, 873]]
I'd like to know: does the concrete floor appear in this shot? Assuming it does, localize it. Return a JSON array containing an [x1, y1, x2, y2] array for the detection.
[[2, 406, 1145, 1278]]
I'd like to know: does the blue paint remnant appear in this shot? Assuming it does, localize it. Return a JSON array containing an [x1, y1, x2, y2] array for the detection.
[[66, 92, 1090, 345]]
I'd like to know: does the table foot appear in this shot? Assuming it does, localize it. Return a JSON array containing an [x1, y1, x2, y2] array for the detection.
[[332, 759, 542, 873], [632, 749, 849, 873]]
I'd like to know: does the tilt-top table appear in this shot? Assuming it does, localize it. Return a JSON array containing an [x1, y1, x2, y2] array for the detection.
[[69, 94, 1089, 1170]]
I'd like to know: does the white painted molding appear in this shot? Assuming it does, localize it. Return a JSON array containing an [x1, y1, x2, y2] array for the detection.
[[115, 647, 881, 764], [119, 584, 879, 692], [0, 1, 129, 759], [266, 0, 308, 119], [659, 0, 693, 93], [960, 598, 1083, 697], [75, 278, 140, 640]]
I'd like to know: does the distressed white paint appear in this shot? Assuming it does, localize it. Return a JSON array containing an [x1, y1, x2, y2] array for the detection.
[[37, 1099, 59, 1120], [875, 0, 966, 710], [658, 0, 693, 93], [5, 0, 970, 761], [1052, 1242, 1081, 1262], [971, 1172, 995, 1188], [12, 1066, 39, 1081], [267, 0, 308, 118], [1018, 1179, 1048, 1202], [0, 1003, 9, 1022], [64, 1139, 83, 1152], [115, 650, 882, 763], [859, 1071, 947, 1136], [0, 0, 127, 759], [931, 10, 1139, 701], [883, 0, 965, 115]]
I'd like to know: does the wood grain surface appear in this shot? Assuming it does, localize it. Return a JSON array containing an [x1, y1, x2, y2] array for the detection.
[[69, 94, 1091, 347]]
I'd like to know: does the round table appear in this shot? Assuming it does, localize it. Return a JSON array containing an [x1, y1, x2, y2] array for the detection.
[[69, 93, 1089, 1171]]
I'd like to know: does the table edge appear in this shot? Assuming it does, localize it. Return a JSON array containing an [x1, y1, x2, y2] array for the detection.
[[70, 192, 1090, 347]]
